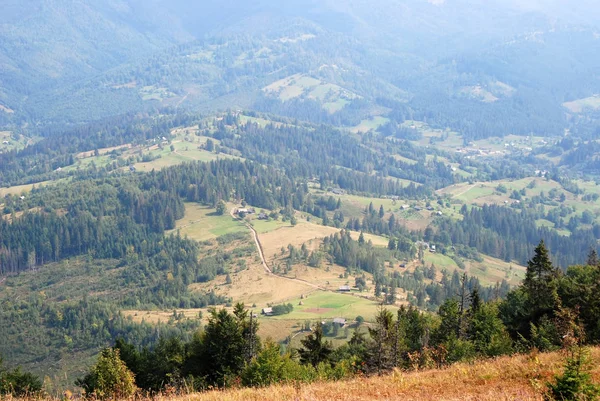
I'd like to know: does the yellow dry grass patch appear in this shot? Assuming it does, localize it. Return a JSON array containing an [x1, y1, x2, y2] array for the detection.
[[123, 309, 205, 325], [0, 181, 49, 197], [155, 348, 600, 401], [260, 222, 341, 259], [190, 260, 315, 306], [260, 221, 389, 261], [77, 144, 132, 158], [282, 263, 349, 289]]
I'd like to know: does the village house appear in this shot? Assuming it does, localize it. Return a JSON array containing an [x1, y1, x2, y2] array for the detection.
[[261, 307, 273, 316], [333, 317, 347, 327], [338, 285, 351, 292]]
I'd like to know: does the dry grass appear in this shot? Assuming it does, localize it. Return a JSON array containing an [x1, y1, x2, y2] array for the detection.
[[0, 181, 50, 197], [161, 348, 600, 401], [17, 349, 600, 401], [260, 221, 340, 259]]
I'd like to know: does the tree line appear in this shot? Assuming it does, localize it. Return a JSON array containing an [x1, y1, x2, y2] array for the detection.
[[19, 241, 590, 399]]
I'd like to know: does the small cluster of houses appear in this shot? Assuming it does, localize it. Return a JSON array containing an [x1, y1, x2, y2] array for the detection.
[[236, 207, 256, 216], [415, 241, 437, 253], [455, 147, 506, 157], [237, 207, 269, 220], [400, 204, 442, 215], [327, 187, 346, 195]]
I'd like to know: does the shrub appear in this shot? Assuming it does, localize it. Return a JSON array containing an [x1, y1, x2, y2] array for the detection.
[[546, 346, 600, 401], [76, 348, 138, 399], [0, 357, 43, 397]]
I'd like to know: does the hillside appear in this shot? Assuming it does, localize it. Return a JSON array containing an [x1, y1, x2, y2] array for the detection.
[[2, 0, 600, 137], [97, 349, 600, 401]]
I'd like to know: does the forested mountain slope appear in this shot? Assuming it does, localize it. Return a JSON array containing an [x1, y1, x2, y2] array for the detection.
[[2, 0, 600, 137]]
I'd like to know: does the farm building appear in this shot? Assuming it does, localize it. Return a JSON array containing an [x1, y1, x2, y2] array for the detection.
[[338, 285, 351, 292], [333, 318, 347, 327], [261, 307, 273, 316]]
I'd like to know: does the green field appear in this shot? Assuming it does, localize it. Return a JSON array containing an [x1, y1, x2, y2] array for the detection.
[[169, 203, 248, 242], [267, 290, 379, 321], [250, 216, 289, 234], [263, 73, 358, 114], [0, 131, 36, 152], [139, 85, 176, 101], [58, 129, 239, 173], [323, 99, 350, 114], [352, 116, 390, 133], [563, 95, 600, 113]]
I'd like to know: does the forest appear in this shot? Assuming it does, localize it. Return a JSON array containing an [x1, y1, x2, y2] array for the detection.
[[5, 241, 598, 399]]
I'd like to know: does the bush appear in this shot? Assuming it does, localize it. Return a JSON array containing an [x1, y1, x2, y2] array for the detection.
[[242, 341, 317, 387], [271, 303, 294, 316], [546, 347, 600, 401], [0, 358, 43, 397], [76, 348, 138, 399]]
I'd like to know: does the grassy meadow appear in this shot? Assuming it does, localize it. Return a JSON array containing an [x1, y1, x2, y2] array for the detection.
[[25, 348, 598, 401], [168, 203, 248, 242]]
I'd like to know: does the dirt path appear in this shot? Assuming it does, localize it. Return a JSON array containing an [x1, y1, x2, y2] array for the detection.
[[176, 92, 190, 108], [445, 183, 477, 198], [229, 208, 323, 290]]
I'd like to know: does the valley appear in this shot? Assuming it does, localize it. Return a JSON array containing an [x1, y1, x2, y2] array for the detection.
[[1, 1, 600, 399]]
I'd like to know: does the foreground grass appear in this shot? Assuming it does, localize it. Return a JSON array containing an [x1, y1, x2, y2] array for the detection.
[[167, 348, 599, 401], [14, 348, 600, 400]]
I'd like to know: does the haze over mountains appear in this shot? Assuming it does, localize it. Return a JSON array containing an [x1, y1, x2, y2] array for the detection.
[[1, 0, 599, 133]]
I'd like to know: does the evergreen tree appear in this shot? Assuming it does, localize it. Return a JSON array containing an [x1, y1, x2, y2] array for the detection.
[[367, 308, 395, 374], [524, 240, 560, 316], [298, 322, 333, 368]]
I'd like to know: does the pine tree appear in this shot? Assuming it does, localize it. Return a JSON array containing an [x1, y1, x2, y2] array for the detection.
[[367, 307, 395, 374], [524, 240, 560, 315], [298, 322, 332, 367]]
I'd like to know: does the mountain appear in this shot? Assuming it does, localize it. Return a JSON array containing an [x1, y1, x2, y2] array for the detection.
[[1, 0, 599, 133]]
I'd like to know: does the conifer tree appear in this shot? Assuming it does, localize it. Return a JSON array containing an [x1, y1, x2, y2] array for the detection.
[[298, 322, 332, 367], [524, 240, 560, 316]]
